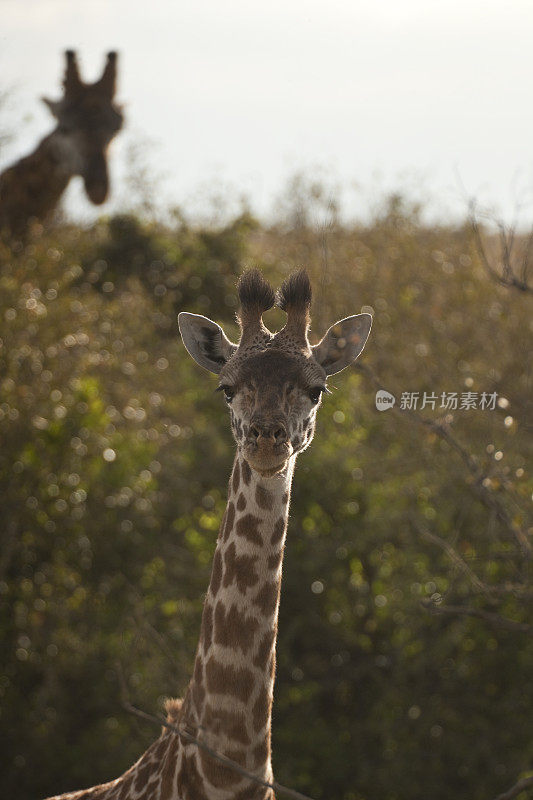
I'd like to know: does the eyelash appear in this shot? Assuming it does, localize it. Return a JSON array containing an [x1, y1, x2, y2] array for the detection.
[[218, 386, 326, 404], [309, 386, 326, 404], [218, 386, 234, 402]]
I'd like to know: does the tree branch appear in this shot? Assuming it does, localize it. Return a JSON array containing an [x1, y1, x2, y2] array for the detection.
[[423, 602, 533, 636], [356, 363, 532, 558], [493, 773, 533, 800], [470, 204, 533, 294], [411, 517, 493, 598]]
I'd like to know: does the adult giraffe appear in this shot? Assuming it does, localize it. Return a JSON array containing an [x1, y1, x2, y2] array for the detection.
[[45, 269, 372, 800], [0, 50, 123, 237]]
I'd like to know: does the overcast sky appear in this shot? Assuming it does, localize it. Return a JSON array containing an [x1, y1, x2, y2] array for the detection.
[[1, 0, 532, 224]]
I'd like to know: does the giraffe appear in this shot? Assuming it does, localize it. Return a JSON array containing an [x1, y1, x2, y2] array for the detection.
[[44, 269, 372, 800], [0, 50, 123, 237]]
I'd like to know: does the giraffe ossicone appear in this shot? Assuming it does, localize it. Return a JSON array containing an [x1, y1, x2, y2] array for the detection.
[[0, 50, 123, 237], [44, 269, 371, 800]]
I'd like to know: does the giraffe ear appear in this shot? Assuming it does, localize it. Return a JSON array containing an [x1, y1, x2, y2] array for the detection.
[[178, 313, 237, 374], [42, 97, 61, 118], [312, 314, 372, 376]]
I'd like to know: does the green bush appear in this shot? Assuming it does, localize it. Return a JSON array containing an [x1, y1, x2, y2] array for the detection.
[[0, 199, 531, 800]]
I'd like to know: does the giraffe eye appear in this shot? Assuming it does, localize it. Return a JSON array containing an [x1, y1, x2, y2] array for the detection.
[[220, 386, 235, 403], [309, 386, 325, 404]]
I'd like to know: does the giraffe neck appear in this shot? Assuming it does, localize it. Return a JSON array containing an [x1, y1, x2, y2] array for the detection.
[[0, 129, 78, 236], [182, 452, 295, 798]]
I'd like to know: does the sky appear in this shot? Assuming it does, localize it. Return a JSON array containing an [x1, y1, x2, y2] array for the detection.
[[1, 0, 532, 224]]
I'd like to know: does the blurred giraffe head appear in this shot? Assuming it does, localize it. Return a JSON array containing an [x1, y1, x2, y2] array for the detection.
[[179, 270, 372, 475], [42, 50, 123, 204]]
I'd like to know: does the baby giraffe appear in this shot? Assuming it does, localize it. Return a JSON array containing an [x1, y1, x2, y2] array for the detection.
[[45, 269, 371, 800], [0, 50, 123, 237]]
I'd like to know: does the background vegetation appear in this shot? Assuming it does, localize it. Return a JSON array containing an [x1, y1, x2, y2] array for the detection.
[[0, 186, 532, 800]]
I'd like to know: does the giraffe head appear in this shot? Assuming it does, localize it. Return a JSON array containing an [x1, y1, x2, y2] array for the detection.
[[42, 50, 123, 204], [179, 270, 371, 475]]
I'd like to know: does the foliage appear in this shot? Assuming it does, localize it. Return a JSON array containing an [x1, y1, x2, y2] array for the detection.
[[0, 195, 531, 800]]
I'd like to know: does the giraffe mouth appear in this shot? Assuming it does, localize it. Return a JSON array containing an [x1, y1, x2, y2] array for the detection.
[[243, 441, 291, 475], [83, 152, 109, 204]]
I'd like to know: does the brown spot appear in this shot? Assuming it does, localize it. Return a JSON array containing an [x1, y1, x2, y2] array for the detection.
[[241, 458, 252, 485], [227, 747, 248, 765], [218, 507, 227, 542], [200, 746, 244, 789], [154, 735, 170, 758], [253, 739, 270, 767], [159, 736, 180, 799], [234, 782, 272, 800], [253, 630, 276, 668], [176, 764, 185, 797], [236, 513, 263, 546], [205, 655, 255, 702], [232, 459, 240, 495], [134, 761, 152, 793], [202, 602, 214, 651], [282, 492, 289, 505], [253, 581, 279, 616], [210, 549, 223, 596], [203, 703, 251, 746], [236, 492, 246, 512], [214, 600, 260, 654], [223, 501, 235, 542], [270, 517, 286, 546], [223, 542, 260, 594], [179, 751, 204, 797], [192, 657, 205, 712], [252, 685, 271, 732], [267, 550, 283, 571], [255, 484, 273, 510], [118, 776, 134, 799]]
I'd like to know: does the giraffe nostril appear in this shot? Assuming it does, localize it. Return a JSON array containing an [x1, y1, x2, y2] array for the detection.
[[249, 422, 287, 444], [250, 425, 261, 441], [274, 427, 287, 444]]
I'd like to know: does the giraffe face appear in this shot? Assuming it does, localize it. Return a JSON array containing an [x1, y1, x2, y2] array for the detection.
[[52, 96, 123, 203], [43, 51, 123, 204], [219, 348, 327, 474], [179, 269, 372, 475]]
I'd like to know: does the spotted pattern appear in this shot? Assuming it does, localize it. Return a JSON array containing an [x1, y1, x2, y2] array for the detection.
[[222, 542, 259, 594], [214, 601, 259, 654], [255, 485, 273, 510], [241, 458, 252, 485], [253, 582, 280, 617], [252, 686, 271, 733], [235, 513, 263, 546], [210, 550, 222, 595], [232, 459, 240, 494], [270, 517, 286, 546], [205, 656, 255, 702], [222, 502, 235, 542], [203, 703, 251, 746], [47, 450, 292, 800], [253, 631, 276, 669]]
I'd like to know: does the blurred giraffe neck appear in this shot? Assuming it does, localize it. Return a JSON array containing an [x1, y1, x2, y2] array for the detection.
[[0, 130, 77, 236]]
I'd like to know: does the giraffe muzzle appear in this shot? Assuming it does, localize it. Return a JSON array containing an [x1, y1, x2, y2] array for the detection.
[[83, 152, 109, 205], [243, 420, 291, 473]]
